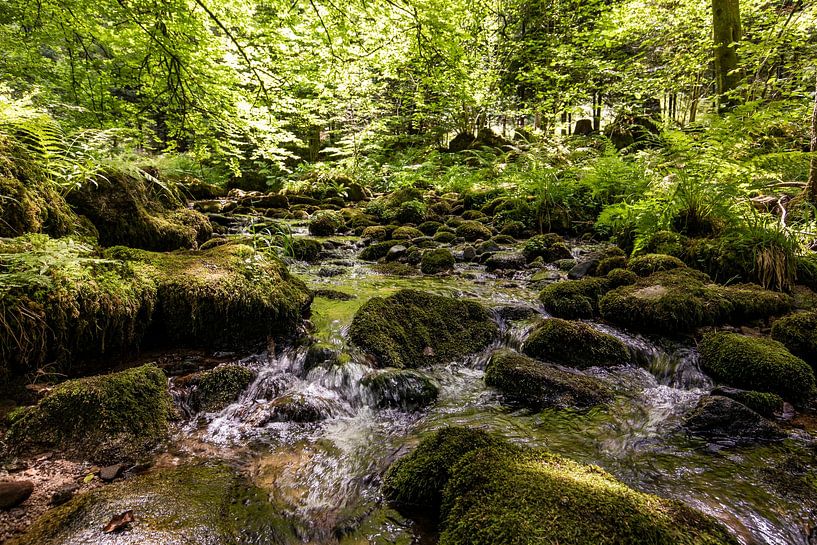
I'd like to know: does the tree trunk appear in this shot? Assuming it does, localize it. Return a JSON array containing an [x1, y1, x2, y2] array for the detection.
[[712, 0, 742, 111], [806, 74, 817, 204]]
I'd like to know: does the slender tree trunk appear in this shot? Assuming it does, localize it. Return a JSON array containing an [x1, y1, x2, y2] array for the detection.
[[806, 74, 817, 204], [712, 0, 742, 111]]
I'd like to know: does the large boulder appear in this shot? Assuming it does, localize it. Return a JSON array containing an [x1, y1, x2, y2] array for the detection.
[[7, 464, 296, 545], [67, 170, 212, 251], [682, 395, 785, 444], [183, 364, 256, 412], [522, 318, 631, 369], [349, 290, 498, 369], [5, 365, 171, 462], [699, 332, 816, 406], [383, 428, 738, 545], [484, 349, 613, 410], [771, 311, 817, 370]]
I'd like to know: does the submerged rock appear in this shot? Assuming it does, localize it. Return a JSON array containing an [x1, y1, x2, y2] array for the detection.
[[383, 427, 738, 545], [484, 349, 613, 409], [682, 395, 785, 444], [699, 332, 816, 405], [349, 290, 498, 369], [5, 365, 172, 463], [247, 393, 345, 424], [361, 368, 440, 410], [7, 464, 297, 545], [522, 318, 631, 369]]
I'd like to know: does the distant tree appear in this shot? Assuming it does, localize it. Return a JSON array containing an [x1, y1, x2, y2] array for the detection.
[[712, 0, 741, 110]]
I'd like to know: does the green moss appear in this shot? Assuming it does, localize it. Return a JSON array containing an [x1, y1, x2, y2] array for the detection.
[[308, 210, 345, 236], [628, 253, 686, 276], [189, 364, 256, 412], [599, 269, 792, 333], [418, 221, 443, 235], [67, 171, 212, 250], [111, 242, 312, 347], [433, 231, 457, 243], [595, 255, 628, 276], [8, 464, 297, 545], [290, 237, 322, 261], [382, 427, 508, 514], [485, 349, 613, 409], [0, 235, 158, 375], [359, 239, 401, 261], [538, 277, 611, 319], [606, 267, 638, 287], [392, 226, 424, 240], [349, 289, 498, 368], [700, 332, 816, 405], [521, 233, 573, 263], [361, 368, 440, 409], [0, 176, 83, 238], [455, 220, 492, 242], [713, 388, 784, 418], [371, 262, 419, 276], [395, 200, 427, 224], [362, 225, 389, 241], [421, 248, 455, 274], [5, 364, 171, 462], [438, 437, 738, 545], [771, 311, 817, 368], [523, 318, 631, 369]]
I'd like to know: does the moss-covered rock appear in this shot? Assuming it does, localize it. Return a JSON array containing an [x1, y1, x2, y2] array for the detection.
[[522, 233, 572, 263], [0, 235, 158, 375], [113, 243, 312, 348], [771, 311, 817, 369], [455, 220, 492, 242], [628, 253, 686, 276], [599, 269, 792, 333], [361, 225, 389, 241], [418, 221, 443, 236], [308, 210, 345, 236], [349, 290, 498, 369], [523, 319, 631, 369], [395, 200, 427, 224], [5, 365, 171, 462], [594, 255, 628, 276], [370, 261, 419, 276], [359, 239, 401, 261], [67, 171, 212, 250], [383, 428, 737, 545], [484, 251, 527, 271], [421, 248, 455, 274], [699, 332, 816, 405], [391, 226, 423, 240], [710, 387, 784, 418], [484, 349, 613, 409], [290, 237, 322, 261], [187, 364, 256, 412], [606, 267, 638, 287], [538, 277, 611, 319], [382, 427, 507, 514], [682, 395, 785, 444], [8, 464, 297, 545], [361, 368, 440, 410]]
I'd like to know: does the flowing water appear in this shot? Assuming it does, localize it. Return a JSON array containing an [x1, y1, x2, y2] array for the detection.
[[171, 224, 817, 545]]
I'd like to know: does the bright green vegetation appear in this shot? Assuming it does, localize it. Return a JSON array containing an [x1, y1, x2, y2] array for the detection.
[[7, 464, 297, 545], [0, 236, 311, 376], [383, 428, 738, 545], [484, 349, 613, 409], [5, 365, 171, 462], [186, 364, 256, 412], [598, 269, 792, 332], [522, 318, 631, 369], [699, 332, 817, 406], [420, 248, 455, 274], [348, 289, 498, 368], [771, 312, 817, 369]]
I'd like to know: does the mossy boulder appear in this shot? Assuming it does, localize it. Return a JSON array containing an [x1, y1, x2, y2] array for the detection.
[[115, 243, 312, 348], [523, 319, 631, 369], [771, 311, 817, 369], [349, 290, 498, 369], [5, 365, 171, 462], [361, 225, 389, 241], [67, 170, 212, 250], [538, 277, 611, 319], [682, 395, 785, 444], [308, 210, 345, 236], [361, 368, 440, 410], [484, 349, 613, 409], [710, 386, 784, 418], [8, 464, 297, 545], [628, 253, 686, 276], [383, 428, 737, 545], [455, 220, 492, 242], [290, 237, 322, 261], [421, 248, 455, 274], [594, 255, 628, 276], [599, 269, 792, 333], [187, 364, 256, 412], [392, 226, 423, 240], [359, 239, 401, 261], [433, 231, 457, 243], [0, 235, 158, 375], [418, 221, 443, 235], [395, 200, 427, 224], [484, 251, 527, 271], [699, 332, 816, 405], [522, 233, 572, 263]]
